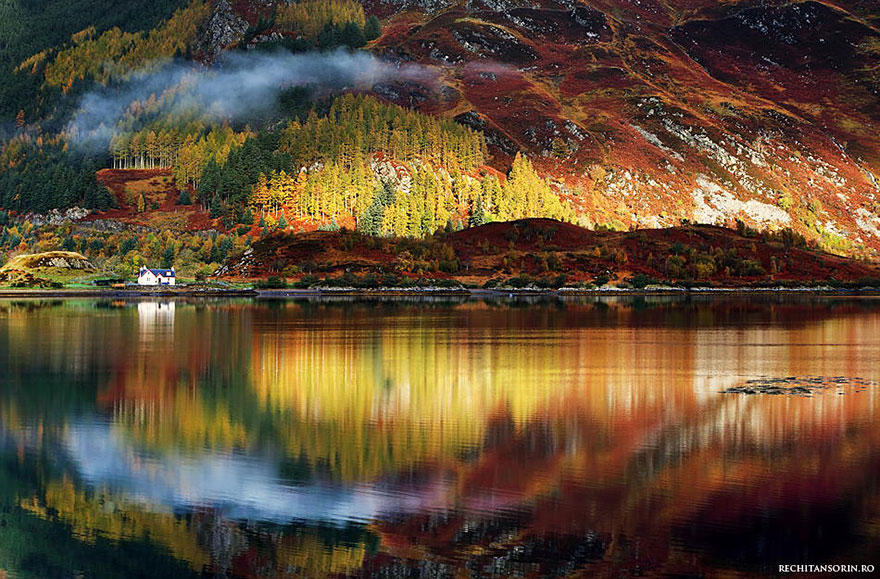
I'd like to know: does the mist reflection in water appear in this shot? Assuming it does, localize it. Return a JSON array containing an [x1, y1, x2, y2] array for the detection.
[[0, 296, 877, 576]]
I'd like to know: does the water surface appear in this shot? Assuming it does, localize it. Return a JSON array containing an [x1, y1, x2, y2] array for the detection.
[[0, 296, 878, 577]]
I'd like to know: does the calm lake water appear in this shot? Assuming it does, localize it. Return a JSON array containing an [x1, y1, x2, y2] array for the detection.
[[0, 296, 878, 577]]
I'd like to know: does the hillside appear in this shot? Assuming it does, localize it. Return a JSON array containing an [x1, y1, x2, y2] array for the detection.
[[0, 251, 97, 287], [364, 0, 880, 254], [217, 218, 880, 287], [94, 168, 214, 230], [0, 0, 878, 273]]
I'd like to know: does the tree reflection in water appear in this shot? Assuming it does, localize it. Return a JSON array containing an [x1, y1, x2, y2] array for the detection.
[[0, 296, 877, 576]]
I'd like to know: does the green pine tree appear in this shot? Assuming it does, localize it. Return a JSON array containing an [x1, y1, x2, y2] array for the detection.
[[210, 194, 223, 218], [357, 182, 394, 236], [340, 22, 366, 48], [199, 159, 221, 206], [365, 15, 381, 41], [317, 22, 340, 49], [161, 245, 175, 268], [469, 196, 487, 227]]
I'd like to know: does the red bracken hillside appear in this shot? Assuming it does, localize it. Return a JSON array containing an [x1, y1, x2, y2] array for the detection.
[[92, 169, 215, 231], [182, 0, 880, 255], [355, 0, 880, 256], [67, 0, 880, 266], [217, 218, 880, 286]]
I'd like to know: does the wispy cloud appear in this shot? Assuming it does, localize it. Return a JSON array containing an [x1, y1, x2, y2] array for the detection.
[[67, 49, 433, 149]]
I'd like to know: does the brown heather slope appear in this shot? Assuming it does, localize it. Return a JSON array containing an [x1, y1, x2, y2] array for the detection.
[[217, 219, 880, 286], [69, 0, 880, 262], [93, 169, 215, 231], [354, 0, 880, 256]]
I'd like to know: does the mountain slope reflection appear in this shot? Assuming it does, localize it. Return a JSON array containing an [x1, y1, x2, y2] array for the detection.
[[0, 297, 878, 576]]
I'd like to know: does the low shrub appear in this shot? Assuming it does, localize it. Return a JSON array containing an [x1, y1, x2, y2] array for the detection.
[[291, 274, 319, 288], [256, 276, 286, 289], [505, 275, 535, 288], [628, 273, 660, 289]]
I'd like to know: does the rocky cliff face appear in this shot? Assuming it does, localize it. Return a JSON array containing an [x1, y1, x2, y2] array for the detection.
[[194, 0, 251, 61]]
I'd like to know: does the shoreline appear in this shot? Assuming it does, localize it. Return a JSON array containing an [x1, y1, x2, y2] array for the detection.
[[0, 286, 877, 299], [256, 287, 880, 298], [0, 288, 259, 298]]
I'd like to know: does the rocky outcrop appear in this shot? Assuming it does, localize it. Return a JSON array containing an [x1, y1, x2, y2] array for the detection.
[[0, 251, 97, 273], [25, 207, 90, 227], [194, 0, 250, 62], [0, 251, 96, 287]]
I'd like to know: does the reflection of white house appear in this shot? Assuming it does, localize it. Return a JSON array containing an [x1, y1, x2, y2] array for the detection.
[[138, 267, 176, 286], [138, 301, 175, 324], [137, 301, 176, 338]]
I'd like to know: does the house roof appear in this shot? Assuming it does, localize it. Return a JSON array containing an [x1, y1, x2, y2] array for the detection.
[[141, 268, 175, 277]]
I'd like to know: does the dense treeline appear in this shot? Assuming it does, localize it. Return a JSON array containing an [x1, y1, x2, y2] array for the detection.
[[198, 132, 297, 211], [22, 0, 210, 91], [236, 97, 568, 234], [246, 152, 572, 237], [276, 0, 381, 49], [480, 153, 573, 223], [110, 124, 249, 187], [252, 162, 376, 224], [104, 93, 571, 237], [203, 95, 493, 231], [281, 94, 487, 172], [277, 0, 366, 37], [0, 137, 116, 212], [0, 0, 188, 123], [111, 94, 484, 209], [367, 152, 574, 235]]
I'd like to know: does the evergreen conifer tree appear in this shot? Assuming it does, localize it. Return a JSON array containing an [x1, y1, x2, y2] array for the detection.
[[469, 196, 487, 227], [357, 182, 394, 235], [210, 194, 223, 218], [162, 246, 175, 268], [317, 22, 340, 49], [199, 159, 221, 206], [340, 22, 366, 48], [365, 15, 381, 41]]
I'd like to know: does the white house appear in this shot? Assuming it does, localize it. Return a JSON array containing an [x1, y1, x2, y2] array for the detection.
[[138, 266, 176, 286]]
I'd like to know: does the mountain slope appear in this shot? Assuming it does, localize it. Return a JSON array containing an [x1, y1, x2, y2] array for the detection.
[[0, 0, 189, 124], [2, 0, 879, 261], [366, 0, 880, 254]]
